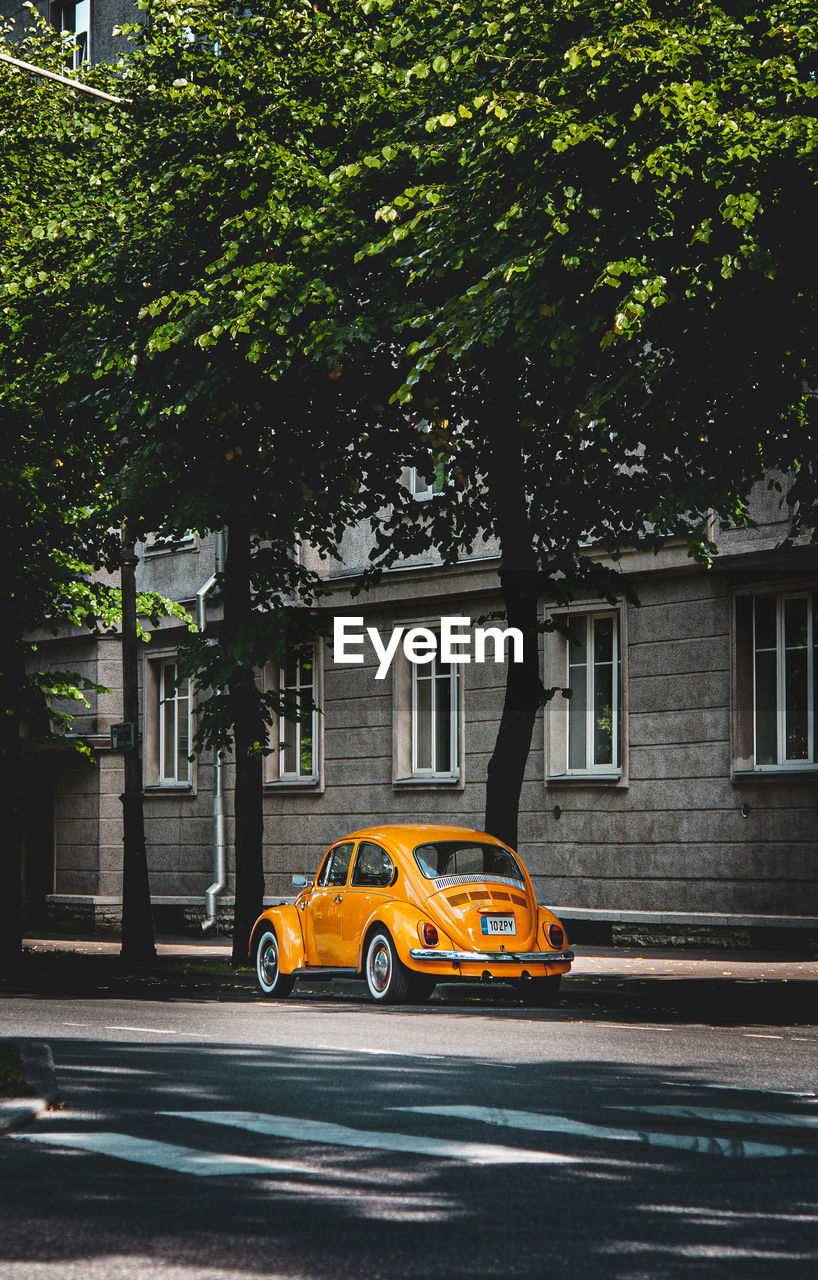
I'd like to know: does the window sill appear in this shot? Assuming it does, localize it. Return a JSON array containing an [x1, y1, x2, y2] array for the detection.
[[264, 778, 324, 794], [143, 540, 198, 558], [547, 772, 625, 788], [144, 784, 196, 796], [393, 775, 463, 791], [732, 768, 818, 783]]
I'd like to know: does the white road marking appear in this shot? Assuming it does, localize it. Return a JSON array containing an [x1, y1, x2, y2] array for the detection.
[[608, 1104, 818, 1130], [743, 1033, 783, 1039], [11, 1132, 307, 1177], [163, 1110, 577, 1165], [106, 1026, 176, 1035], [393, 1105, 811, 1159], [330, 1046, 453, 1062], [594, 1024, 675, 1032], [58, 1064, 153, 1076], [671, 1083, 817, 1098]]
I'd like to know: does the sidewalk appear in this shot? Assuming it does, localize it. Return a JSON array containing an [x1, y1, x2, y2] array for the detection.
[[22, 933, 818, 982], [5, 933, 815, 1027]]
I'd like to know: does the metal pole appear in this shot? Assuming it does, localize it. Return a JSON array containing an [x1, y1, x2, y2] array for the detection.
[[0, 50, 127, 104], [197, 531, 227, 933]]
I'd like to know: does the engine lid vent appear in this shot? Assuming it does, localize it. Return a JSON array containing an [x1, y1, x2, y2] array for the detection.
[[446, 891, 470, 907]]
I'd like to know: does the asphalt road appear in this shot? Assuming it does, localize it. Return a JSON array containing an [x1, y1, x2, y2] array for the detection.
[[2, 986, 818, 1280]]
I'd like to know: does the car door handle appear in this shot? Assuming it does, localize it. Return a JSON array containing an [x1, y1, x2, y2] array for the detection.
[[333, 895, 343, 903]]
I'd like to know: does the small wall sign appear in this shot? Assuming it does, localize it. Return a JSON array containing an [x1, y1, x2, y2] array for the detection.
[[111, 722, 135, 751]]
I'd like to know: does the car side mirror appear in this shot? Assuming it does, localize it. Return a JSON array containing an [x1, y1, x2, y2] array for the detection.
[[292, 873, 315, 888]]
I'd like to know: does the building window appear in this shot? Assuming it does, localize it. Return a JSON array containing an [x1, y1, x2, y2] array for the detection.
[[412, 640, 459, 777], [410, 456, 448, 501], [751, 593, 816, 768], [566, 613, 620, 773], [273, 650, 318, 778], [158, 659, 192, 785], [51, 0, 90, 68]]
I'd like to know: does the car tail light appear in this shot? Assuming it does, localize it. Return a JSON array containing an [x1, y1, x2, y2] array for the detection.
[[420, 922, 439, 947], [546, 923, 564, 948]]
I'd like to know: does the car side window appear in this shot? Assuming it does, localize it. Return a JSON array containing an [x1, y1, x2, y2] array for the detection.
[[351, 841, 395, 888], [318, 842, 354, 887]]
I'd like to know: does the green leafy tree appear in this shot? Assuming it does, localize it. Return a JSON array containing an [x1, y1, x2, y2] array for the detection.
[[335, 0, 818, 847], [50, 0, 424, 960], [0, 16, 121, 964], [1, 11, 194, 964]]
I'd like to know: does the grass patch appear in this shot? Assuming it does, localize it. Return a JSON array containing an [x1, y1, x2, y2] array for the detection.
[[0, 1043, 32, 1098]]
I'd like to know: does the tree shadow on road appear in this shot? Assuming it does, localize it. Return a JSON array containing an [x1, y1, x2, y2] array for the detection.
[[1, 1038, 817, 1279]]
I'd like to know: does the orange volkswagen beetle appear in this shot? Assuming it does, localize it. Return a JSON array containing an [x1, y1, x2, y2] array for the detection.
[[249, 824, 573, 1005]]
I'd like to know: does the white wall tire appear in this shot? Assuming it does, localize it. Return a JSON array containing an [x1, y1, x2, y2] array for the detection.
[[364, 931, 411, 1004], [255, 928, 294, 998]]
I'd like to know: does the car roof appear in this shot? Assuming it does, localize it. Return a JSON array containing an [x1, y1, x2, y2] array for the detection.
[[337, 823, 507, 846]]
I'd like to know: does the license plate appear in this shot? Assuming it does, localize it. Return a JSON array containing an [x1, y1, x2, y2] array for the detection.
[[480, 915, 516, 936]]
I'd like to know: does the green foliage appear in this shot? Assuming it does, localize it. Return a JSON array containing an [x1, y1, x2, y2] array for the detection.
[[2, 0, 816, 774], [0, 9, 195, 748], [335, 0, 817, 580], [17, 0, 432, 752]]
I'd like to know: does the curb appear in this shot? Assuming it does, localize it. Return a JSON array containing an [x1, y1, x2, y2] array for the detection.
[[0, 1043, 59, 1135]]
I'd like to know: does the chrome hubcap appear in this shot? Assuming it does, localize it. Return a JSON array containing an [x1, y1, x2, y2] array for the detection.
[[369, 943, 390, 993], [261, 941, 278, 985]]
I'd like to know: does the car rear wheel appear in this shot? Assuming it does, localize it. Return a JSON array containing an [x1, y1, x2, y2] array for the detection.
[[365, 931, 413, 1004], [518, 975, 562, 1007], [255, 928, 295, 998]]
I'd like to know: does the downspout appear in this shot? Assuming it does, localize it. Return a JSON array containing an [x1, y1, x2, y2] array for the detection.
[[197, 530, 226, 934]]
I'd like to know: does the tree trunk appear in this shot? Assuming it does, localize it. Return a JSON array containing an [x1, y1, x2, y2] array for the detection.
[[483, 567, 543, 851], [483, 392, 544, 851], [120, 533, 156, 963], [223, 517, 265, 965], [0, 629, 25, 971]]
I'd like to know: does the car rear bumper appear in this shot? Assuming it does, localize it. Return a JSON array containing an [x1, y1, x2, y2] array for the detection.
[[408, 948, 574, 965]]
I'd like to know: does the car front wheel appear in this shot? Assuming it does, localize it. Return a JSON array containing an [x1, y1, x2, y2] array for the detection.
[[365, 930, 413, 1004], [255, 928, 295, 998]]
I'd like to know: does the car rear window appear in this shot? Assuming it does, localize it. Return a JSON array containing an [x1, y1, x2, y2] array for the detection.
[[413, 841, 525, 884]]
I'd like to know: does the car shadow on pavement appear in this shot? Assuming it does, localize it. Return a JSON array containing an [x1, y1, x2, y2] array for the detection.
[[2, 950, 817, 1026]]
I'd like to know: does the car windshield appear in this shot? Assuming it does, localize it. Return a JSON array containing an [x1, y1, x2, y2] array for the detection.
[[413, 841, 525, 884]]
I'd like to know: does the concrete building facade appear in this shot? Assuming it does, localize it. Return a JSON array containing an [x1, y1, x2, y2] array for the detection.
[[22, 481, 818, 948]]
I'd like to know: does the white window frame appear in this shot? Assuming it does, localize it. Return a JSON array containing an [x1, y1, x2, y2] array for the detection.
[[565, 612, 620, 776], [752, 591, 815, 770], [411, 641, 459, 779], [158, 658, 192, 786], [410, 466, 438, 502], [278, 645, 319, 783], [52, 0, 91, 67]]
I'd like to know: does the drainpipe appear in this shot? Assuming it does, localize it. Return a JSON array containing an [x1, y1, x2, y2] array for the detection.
[[197, 530, 226, 934]]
